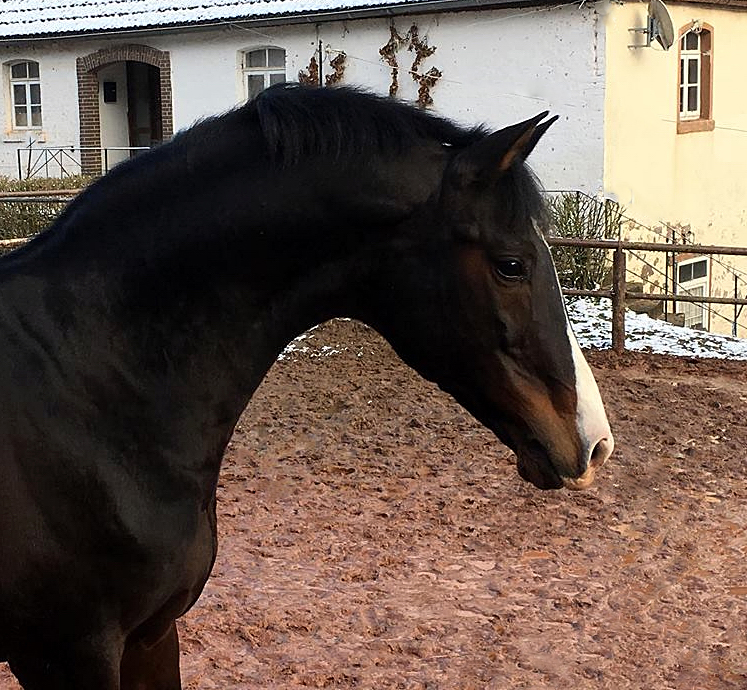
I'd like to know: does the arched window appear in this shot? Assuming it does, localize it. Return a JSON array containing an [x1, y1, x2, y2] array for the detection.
[[677, 24, 714, 133], [242, 48, 286, 100], [9, 60, 42, 129]]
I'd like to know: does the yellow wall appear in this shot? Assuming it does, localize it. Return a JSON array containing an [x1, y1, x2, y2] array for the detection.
[[603, 0, 747, 335]]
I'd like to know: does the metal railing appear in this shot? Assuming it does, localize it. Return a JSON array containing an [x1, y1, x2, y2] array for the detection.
[[16, 147, 149, 179]]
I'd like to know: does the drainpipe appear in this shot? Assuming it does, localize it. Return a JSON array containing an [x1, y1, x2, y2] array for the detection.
[[318, 40, 324, 86]]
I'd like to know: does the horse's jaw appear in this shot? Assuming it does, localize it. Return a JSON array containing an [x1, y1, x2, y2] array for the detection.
[[514, 440, 565, 490], [448, 375, 613, 492]]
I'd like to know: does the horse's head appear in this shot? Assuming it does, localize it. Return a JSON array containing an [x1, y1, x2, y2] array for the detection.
[[382, 112, 613, 490], [246, 87, 611, 490], [437, 113, 614, 489]]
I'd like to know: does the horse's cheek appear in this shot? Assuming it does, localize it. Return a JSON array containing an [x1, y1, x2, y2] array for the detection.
[[453, 246, 494, 319]]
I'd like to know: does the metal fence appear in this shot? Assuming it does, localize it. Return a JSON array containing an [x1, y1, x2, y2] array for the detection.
[[16, 147, 149, 179]]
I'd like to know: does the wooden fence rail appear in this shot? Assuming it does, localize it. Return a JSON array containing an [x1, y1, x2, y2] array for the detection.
[[547, 236, 747, 256], [548, 238, 747, 352], [1, 201, 745, 353], [0, 190, 80, 199]]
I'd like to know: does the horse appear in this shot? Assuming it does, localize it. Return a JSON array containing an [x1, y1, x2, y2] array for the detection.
[[0, 83, 613, 689]]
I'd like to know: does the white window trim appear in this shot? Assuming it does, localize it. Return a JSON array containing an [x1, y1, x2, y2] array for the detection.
[[679, 56, 701, 120], [240, 47, 286, 102], [8, 60, 42, 131], [676, 257, 709, 329]]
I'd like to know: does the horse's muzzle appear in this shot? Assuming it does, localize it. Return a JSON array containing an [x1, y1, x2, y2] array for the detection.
[[516, 432, 614, 491], [562, 434, 614, 490], [515, 440, 564, 490]]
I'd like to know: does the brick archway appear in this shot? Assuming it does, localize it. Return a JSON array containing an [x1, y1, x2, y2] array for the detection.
[[76, 44, 172, 175]]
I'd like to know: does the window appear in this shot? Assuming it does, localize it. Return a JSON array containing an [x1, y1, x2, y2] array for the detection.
[[9, 60, 42, 129], [676, 258, 709, 329], [677, 25, 713, 133], [242, 48, 286, 100], [679, 32, 701, 120], [678, 259, 707, 283]]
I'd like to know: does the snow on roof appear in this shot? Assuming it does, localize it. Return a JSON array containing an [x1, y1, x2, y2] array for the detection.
[[0, 0, 472, 39], [4, 0, 747, 40]]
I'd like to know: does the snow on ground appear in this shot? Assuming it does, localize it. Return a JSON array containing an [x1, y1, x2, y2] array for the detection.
[[279, 299, 747, 361], [568, 297, 747, 360], [278, 328, 342, 360]]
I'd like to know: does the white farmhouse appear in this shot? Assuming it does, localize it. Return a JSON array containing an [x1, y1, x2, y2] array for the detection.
[[0, 0, 607, 189]]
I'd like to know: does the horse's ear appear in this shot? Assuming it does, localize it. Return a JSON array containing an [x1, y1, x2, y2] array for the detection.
[[498, 112, 559, 172], [449, 112, 558, 186]]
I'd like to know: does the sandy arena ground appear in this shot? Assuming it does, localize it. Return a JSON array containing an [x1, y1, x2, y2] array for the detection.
[[2, 319, 745, 689]]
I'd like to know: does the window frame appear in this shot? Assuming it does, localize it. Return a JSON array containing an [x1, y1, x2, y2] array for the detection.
[[241, 47, 286, 101], [675, 256, 710, 330], [676, 23, 714, 134], [8, 59, 43, 131]]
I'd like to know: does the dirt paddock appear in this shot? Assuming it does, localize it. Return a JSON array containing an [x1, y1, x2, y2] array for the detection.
[[2, 319, 746, 689]]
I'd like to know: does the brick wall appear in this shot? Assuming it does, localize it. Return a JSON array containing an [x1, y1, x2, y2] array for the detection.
[[76, 44, 172, 176]]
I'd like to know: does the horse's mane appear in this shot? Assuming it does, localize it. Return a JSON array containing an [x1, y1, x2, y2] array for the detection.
[[241, 85, 548, 226], [0, 85, 547, 271], [165, 83, 489, 171], [247, 83, 488, 165]]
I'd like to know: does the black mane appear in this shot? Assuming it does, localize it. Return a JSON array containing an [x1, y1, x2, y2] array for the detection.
[[2, 84, 548, 273], [248, 85, 546, 225], [175, 83, 489, 168], [255, 84, 489, 164]]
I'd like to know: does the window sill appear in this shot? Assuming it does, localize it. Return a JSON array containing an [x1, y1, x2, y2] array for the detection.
[[677, 119, 715, 134], [3, 130, 46, 144]]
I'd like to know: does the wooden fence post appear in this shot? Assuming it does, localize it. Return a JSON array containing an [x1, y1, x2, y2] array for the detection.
[[611, 248, 626, 353]]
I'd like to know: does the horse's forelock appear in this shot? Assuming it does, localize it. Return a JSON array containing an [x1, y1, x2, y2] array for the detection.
[[488, 163, 549, 235]]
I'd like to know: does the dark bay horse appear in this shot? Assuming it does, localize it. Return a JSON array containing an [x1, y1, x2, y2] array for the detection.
[[0, 84, 613, 688]]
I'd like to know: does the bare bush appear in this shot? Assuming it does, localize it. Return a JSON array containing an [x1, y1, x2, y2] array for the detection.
[[548, 192, 623, 291]]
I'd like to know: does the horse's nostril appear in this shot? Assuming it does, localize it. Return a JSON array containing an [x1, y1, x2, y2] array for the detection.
[[589, 436, 614, 469]]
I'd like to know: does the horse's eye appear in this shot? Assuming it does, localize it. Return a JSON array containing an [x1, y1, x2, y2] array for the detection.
[[493, 258, 526, 281]]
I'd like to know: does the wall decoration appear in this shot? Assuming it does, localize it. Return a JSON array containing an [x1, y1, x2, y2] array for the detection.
[[325, 51, 347, 87], [378, 24, 442, 106]]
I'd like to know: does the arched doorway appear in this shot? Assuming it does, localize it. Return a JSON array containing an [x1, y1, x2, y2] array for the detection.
[[76, 45, 173, 175]]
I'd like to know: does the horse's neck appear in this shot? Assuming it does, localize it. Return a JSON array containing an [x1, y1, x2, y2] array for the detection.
[[5, 149, 444, 458]]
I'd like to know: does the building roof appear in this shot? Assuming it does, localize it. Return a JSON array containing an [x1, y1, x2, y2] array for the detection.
[[4, 0, 745, 41], [677, 0, 747, 6], [0, 0, 557, 40]]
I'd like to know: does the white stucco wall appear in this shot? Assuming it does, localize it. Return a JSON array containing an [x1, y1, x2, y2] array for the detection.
[[2, 40, 81, 177], [97, 62, 129, 168], [0, 3, 606, 190]]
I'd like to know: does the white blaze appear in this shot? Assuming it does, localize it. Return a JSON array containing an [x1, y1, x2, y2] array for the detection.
[[534, 219, 614, 479], [568, 323, 614, 461]]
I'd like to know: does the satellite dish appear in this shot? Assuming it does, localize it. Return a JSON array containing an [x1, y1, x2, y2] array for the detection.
[[628, 0, 675, 50], [648, 0, 675, 50]]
